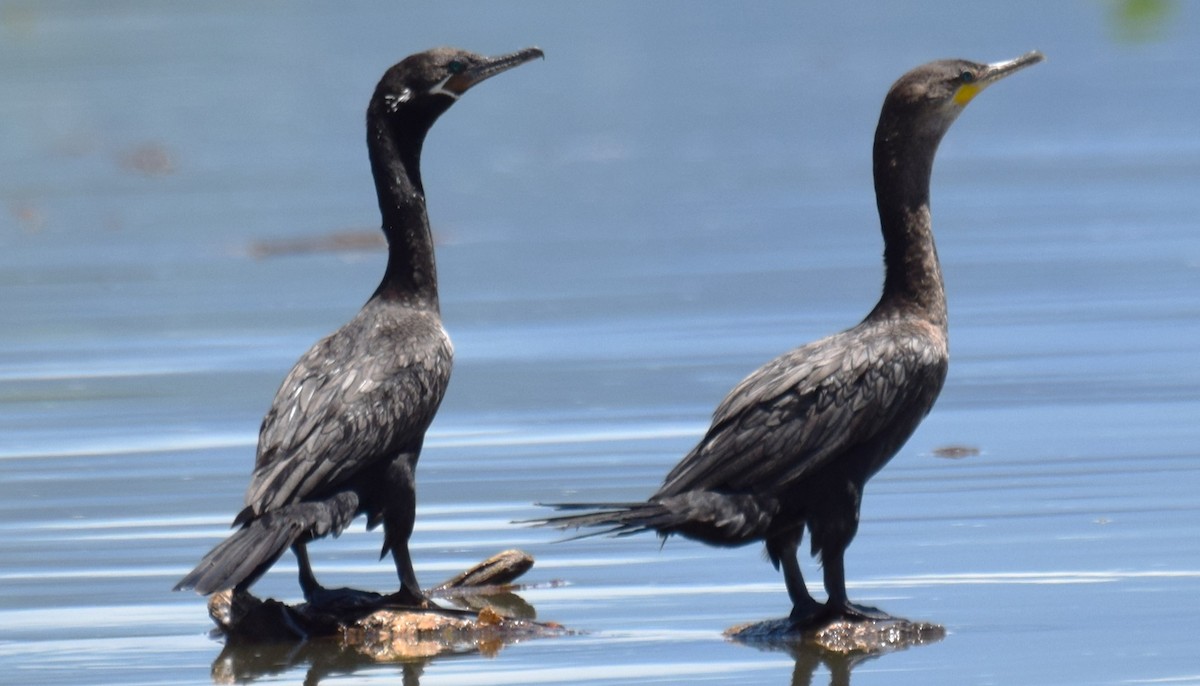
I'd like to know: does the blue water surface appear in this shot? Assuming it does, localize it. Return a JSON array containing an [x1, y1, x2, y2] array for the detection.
[[1, 2, 1198, 684]]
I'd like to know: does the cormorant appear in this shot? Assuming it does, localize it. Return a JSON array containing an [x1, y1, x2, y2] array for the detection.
[[176, 47, 543, 606], [536, 52, 1042, 624]]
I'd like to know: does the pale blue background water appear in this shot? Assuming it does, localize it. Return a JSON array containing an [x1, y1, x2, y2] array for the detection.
[[1, 1, 1198, 684]]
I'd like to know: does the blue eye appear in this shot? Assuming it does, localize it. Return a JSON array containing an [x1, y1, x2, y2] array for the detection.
[[958, 70, 976, 83], [447, 60, 465, 74]]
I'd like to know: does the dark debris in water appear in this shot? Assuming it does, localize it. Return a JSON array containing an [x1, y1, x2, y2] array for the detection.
[[726, 615, 945, 655], [247, 229, 386, 259], [932, 444, 981, 459], [118, 142, 176, 177], [8, 200, 45, 233]]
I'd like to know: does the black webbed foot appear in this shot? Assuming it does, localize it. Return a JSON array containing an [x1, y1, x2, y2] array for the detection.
[[785, 599, 896, 631], [787, 597, 826, 627], [821, 600, 895, 623], [382, 586, 434, 610], [301, 586, 387, 615]]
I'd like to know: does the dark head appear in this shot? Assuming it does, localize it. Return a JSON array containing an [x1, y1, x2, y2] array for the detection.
[[874, 51, 1042, 213], [367, 47, 542, 304], [369, 46, 544, 133], [367, 46, 542, 206], [877, 51, 1043, 154], [872, 52, 1042, 318]]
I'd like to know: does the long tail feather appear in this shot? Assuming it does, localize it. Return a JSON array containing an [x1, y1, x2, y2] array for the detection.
[[526, 492, 778, 545], [175, 492, 358, 594]]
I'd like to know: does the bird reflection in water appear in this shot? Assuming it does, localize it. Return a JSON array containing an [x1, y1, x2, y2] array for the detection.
[[211, 639, 428, 686]]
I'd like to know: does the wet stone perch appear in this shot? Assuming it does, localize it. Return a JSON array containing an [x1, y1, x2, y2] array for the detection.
[[205, 550, 568, 660], [726, 615, 945, 655]]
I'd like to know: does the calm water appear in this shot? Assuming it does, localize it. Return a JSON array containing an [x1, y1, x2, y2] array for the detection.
[[2, 2, 1199, 684]]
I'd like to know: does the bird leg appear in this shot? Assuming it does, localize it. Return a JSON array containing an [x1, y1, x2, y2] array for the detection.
[[294, 540, 399, 615], [384, 544, 429, 607], [821, 547, 893, 622], [380, 456, 431, 608], [774, 537, 823, 624], [293, 542, 325, 600]]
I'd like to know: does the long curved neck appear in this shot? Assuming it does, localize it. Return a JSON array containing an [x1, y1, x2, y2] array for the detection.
[[869, 116, 947, 328], [367, 112, 440, 310]]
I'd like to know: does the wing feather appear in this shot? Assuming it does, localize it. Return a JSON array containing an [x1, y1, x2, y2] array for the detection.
[[241, 307, 452, 519], [658, 321, 946, 499]]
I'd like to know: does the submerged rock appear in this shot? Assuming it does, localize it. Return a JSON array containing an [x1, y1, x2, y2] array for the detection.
[[343, 605, 555, 661], [726, 616, 945, 655], [204, 549, 568, 665]]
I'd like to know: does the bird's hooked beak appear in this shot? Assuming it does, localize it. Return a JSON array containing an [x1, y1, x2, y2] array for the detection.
[[954, 50, 1044, 106], [437, 47, 545, 99]]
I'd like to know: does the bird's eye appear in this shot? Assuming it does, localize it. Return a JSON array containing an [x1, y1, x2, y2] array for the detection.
[[958, 70, 976, 84], [447, 60, 465, 74]]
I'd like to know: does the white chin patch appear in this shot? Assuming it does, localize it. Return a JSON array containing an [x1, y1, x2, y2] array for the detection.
[[428, 75, 462, 101]]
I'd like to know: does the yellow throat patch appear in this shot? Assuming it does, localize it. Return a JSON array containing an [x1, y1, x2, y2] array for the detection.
[[953, 82, 982, 106]]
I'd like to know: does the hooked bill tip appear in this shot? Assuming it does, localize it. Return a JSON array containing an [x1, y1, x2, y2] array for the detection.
[[994, 50, 1045, 73], [1018, 50, 1045, 66], [979, 50, 1045, 86]]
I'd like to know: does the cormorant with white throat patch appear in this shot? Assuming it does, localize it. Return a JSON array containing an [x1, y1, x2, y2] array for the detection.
[[176, 47, 543, 607]]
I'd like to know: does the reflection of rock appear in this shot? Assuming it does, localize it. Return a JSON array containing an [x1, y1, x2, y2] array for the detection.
[[205, 549, 568, 682], [439, 589, 538, 619], [728, 617, 944, 686]]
